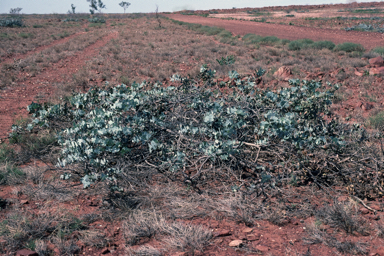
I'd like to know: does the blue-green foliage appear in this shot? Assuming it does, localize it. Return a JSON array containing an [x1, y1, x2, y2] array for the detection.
[[88, 17, 105, 23], [255, 80, 342, 149], [216, 55, 235, 65], [18, 66, 346, 187], [0, 18, 23, 27]]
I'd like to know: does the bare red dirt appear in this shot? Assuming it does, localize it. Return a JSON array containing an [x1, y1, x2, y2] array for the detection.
[[166, 14, 384, 51], [0, 30, 118, 141]]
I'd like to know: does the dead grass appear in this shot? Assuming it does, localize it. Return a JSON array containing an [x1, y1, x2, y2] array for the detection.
[[122, 210, 212, 254], [304, 223, 367, 255], [315, 202, 369, 235]]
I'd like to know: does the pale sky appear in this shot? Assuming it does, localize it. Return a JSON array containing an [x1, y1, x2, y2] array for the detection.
[[0, 0, 379, 14]]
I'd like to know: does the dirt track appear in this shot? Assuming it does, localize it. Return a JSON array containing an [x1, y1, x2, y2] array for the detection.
[[0, 30, 118, 140], [167, 14, 384, 50]]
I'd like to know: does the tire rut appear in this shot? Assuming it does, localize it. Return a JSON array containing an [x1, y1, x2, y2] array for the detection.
[[1, 31, 87, 65], [0, 30, 119, 140], [166, 14, 384, 50]]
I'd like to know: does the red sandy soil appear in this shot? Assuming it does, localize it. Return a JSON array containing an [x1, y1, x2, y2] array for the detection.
[[166, 14, 384, 51], [1, 7, 384, 256]]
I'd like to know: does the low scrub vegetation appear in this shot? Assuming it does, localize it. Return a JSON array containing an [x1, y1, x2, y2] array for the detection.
[[334, 42, 365, 53], [0, 18, 23, 27], [11, 65, 384, 200]]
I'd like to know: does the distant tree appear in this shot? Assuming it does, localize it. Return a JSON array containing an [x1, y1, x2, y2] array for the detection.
[[10, 7, 22, 15], [87, 0, 97, 14], [68, 4, 76, 14], [155, 5, 161, 28], [87, 0, 106, 14], [97, 0, 106, 13], [119, 1, 131, 13]]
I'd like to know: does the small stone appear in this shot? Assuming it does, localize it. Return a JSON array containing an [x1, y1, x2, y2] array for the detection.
[[255, 245, 269, 252], [214, 229, 231, 237], [274, 66, 292, 80], [214, 238, 223, 244], [242, 227, 253, 233], [354, 69, 364, 77], [101, 248, 110, 254], [369, 56, 384, 67], [360, 207, 370, 214], [229, 240, 243, 247], [370, 67, 384, 76], [16, 249, 38, 256], [171, 252, 186, 256], [246, 234, 259, 241], [20, 200, 29, 205]]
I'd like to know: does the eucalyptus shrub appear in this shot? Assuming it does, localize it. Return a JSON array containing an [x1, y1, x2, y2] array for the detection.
[[12, 66, 383, 198], [0, 18, 23, 27], [88, 17, 105, 23]]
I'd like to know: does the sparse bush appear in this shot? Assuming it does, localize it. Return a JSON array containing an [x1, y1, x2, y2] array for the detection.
[[0, 144, 15, 164], [372, 47, 384, 55], [281, 39, 290, 45], [0, 164, 25, 185], [315, 202, 368, 234], [334, 42, 365, 52], [242, 34, 280, 46], [62, 18, 79, 22], [288, 39, 314, 50], [18, 33, 34, 39], [88, 17, 106, 23], [312, 40, 335, 50], [216, 55, 235, 65], [259, 36, 280, 45], [367, 110, 384, 130]]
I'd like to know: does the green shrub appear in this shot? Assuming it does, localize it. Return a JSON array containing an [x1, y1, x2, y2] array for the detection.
[[367, 111, 384, 130], [198, 26, 223, 35], [372, 47, 384, 55], [17, 65, 350, 189], [312, 40, 335, 50], [0, 145, 15, 164], [216, 55, 235, 65], [334, 42, 365, 52], [281, 39, 291, 45], [217, 30, 232, 38], [0, 18, 23, 27], [0, 165, 24, 185], [242, 33, 262, 44], [259, 36, 280, 45], [242, 34, 280, 46], [88, 17, 105, 23], [18, 32, 33, 39], [62, 18, 79, 22], [288, 39, 314, 50]]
